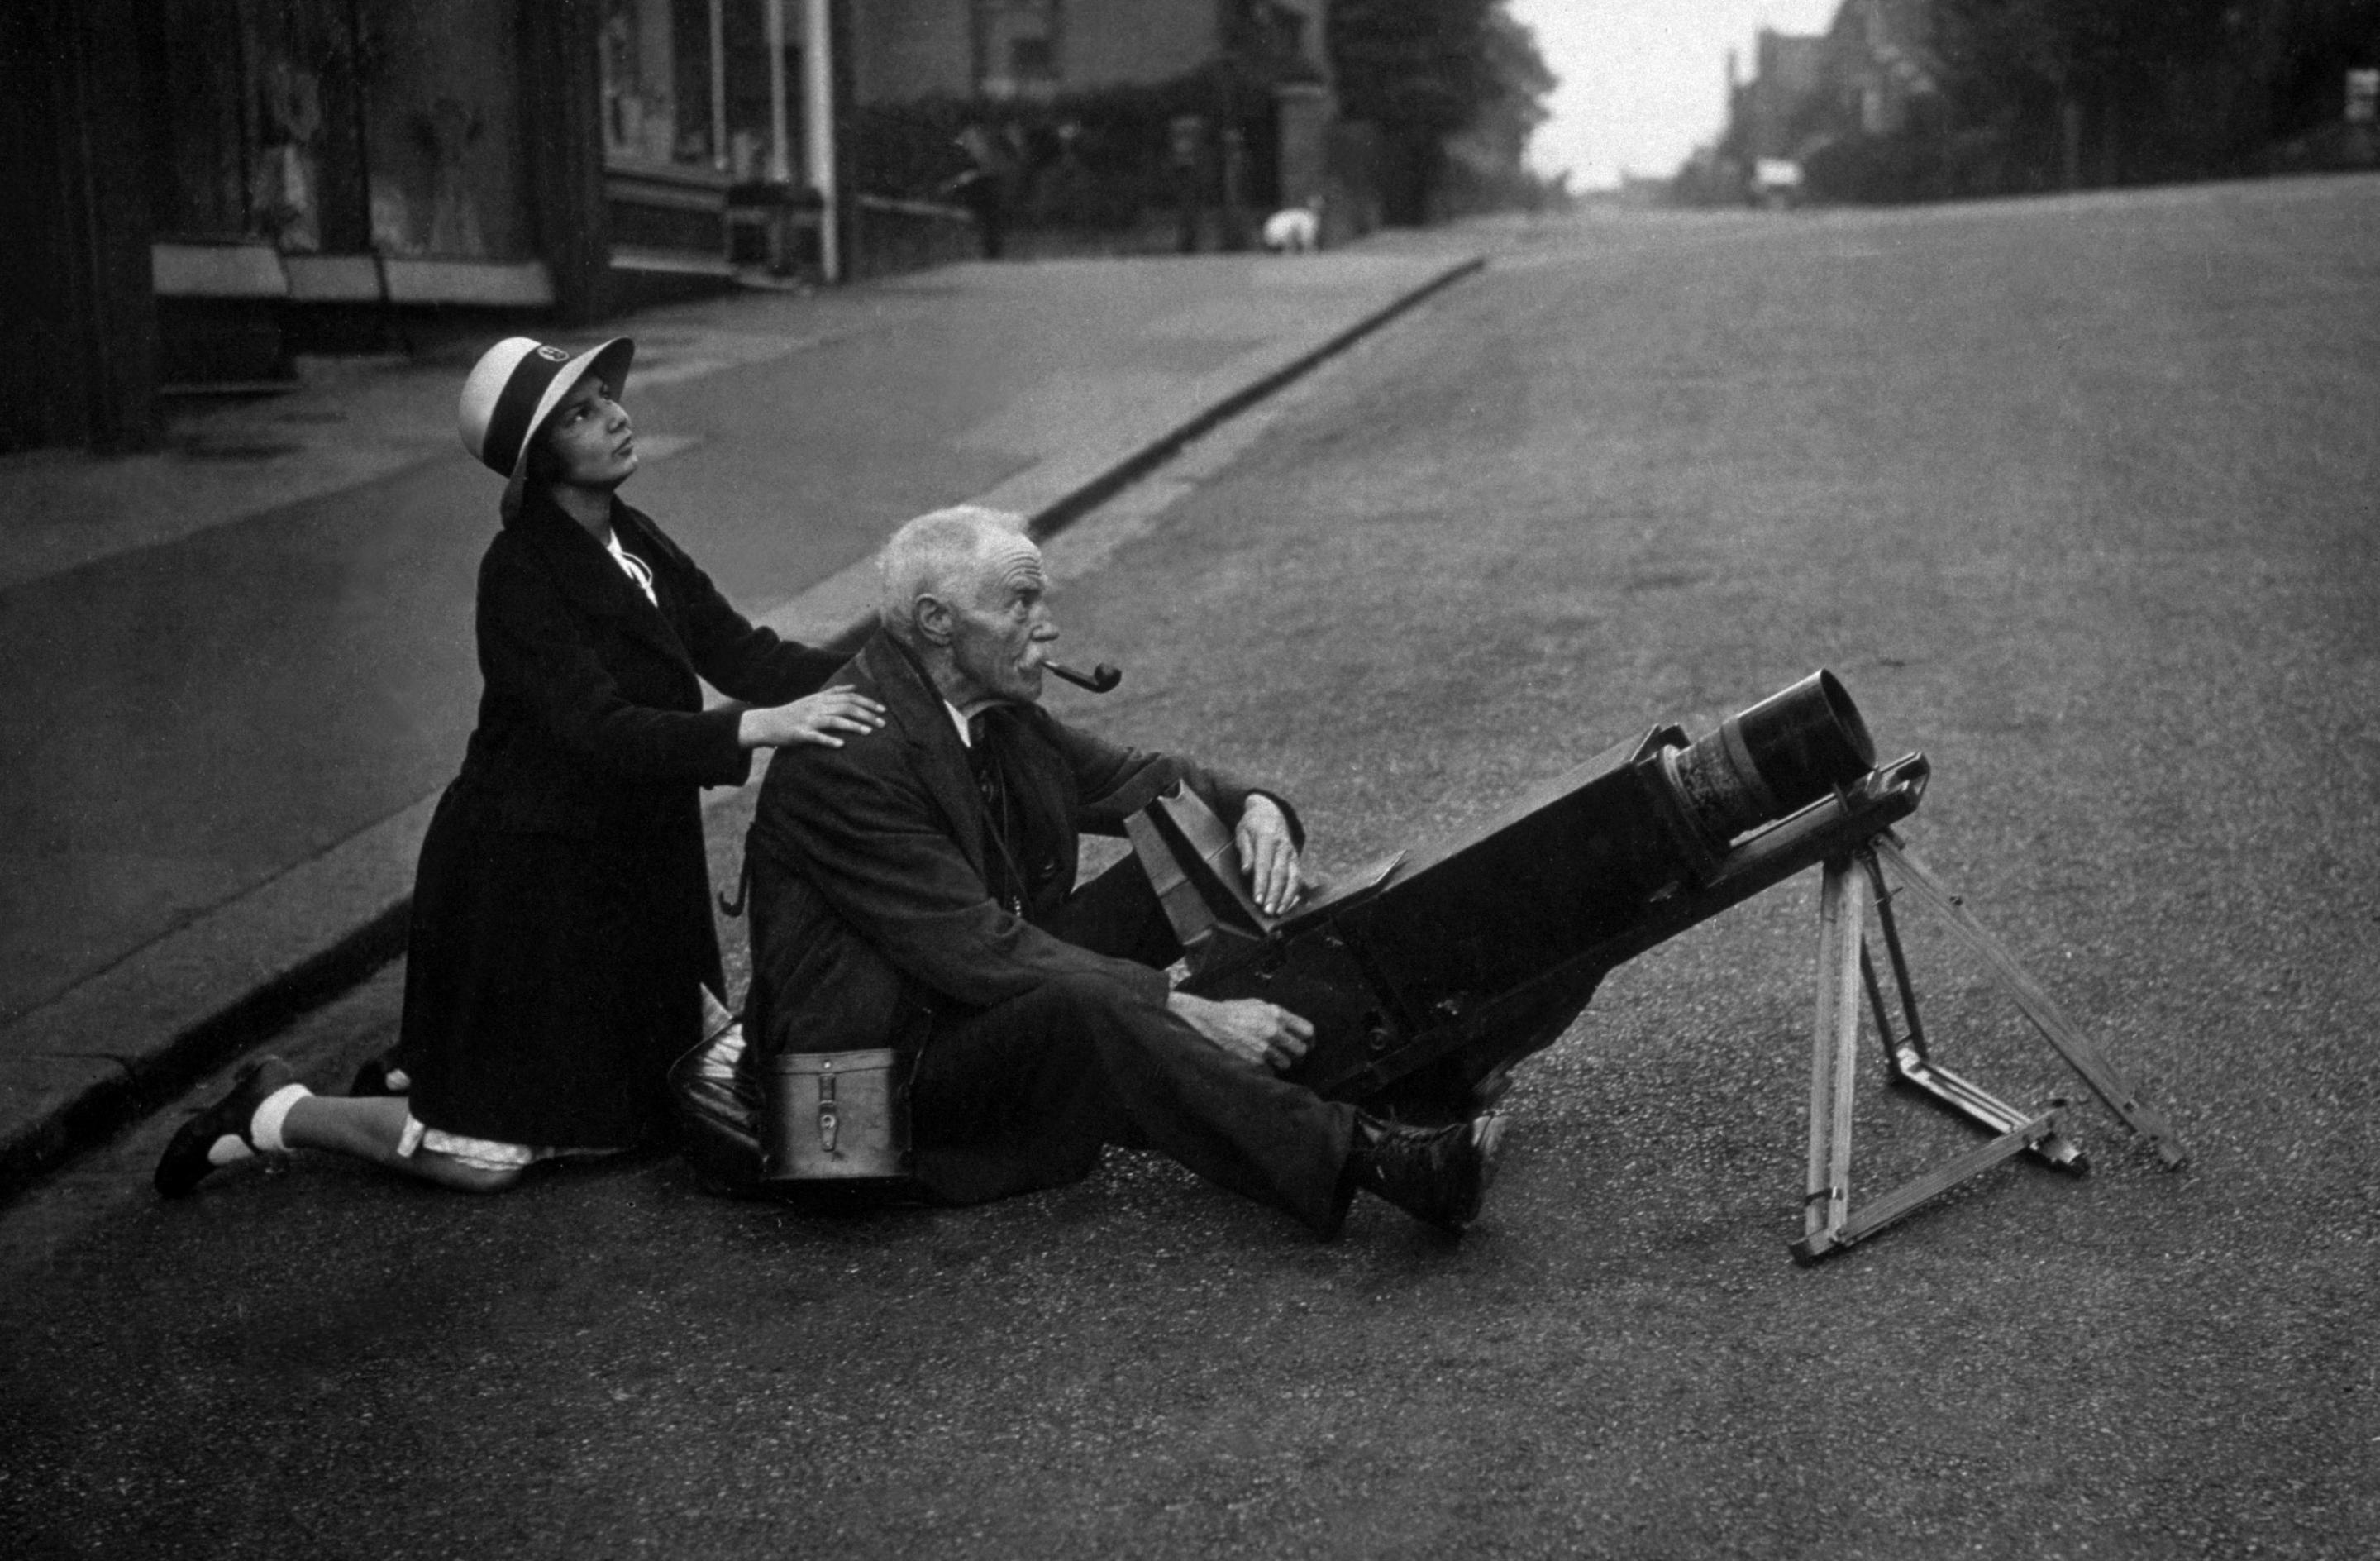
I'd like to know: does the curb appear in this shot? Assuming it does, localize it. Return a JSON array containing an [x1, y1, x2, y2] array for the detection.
[[0, 251, 1485, 1205]]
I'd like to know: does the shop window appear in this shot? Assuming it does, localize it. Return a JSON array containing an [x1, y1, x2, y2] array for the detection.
[[604, 0, 792, 179], [977, 0, 1060, 99], [1010, 37, 1054, 84], [135, 0, 523, 262], [606, 0, 784, 170], [138, 0, 341, 250], [605, 0, 695, 165], [723, 1, 800, 184], [360, 0, 529, 260]]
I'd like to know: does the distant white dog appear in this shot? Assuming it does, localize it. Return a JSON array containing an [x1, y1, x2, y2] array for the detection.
[[1262, 202, 1321, 253]]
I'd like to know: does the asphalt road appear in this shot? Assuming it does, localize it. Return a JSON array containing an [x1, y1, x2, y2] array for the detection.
[[6, 178, 2378, 1559]]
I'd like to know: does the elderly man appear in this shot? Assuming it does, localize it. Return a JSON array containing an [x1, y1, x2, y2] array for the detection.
[[742, 506, 1504, 1237]]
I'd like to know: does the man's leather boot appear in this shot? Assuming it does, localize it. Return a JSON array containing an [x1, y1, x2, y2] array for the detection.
[[1348, 1112, 1506, 1234]]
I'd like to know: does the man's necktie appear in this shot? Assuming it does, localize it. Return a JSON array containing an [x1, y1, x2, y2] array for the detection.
[[968, 714, 1021, 914]]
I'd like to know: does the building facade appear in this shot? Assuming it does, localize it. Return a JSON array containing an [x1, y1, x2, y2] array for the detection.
[[1825, 0, 1943, 141], [2, 0, 848, 454], [1734, 29, 1830, 164], [846, 1, 1325, 104], [1715, 1, 1943, 200], [3, 0, 1337, 455]]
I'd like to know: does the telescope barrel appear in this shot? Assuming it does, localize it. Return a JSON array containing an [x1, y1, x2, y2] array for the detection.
[[1166, 666, 1911, 1115]]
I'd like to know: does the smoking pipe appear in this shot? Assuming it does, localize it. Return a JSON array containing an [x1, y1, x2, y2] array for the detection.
[[1045, 661, 1122, 693]]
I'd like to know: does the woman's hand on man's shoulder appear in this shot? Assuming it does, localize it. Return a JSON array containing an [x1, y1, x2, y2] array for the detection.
[[738, 686, 888, 752]]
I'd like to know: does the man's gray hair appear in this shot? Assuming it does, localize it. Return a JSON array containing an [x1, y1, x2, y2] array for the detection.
[[877, 504, 1031, 642]]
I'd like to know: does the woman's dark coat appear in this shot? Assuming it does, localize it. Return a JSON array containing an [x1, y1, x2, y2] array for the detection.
[[401, 489, 843, 1147]]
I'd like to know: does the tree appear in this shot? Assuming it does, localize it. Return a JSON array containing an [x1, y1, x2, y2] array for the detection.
[[1329, 0, 1555, 222], [1471, 5, 1557, 170]]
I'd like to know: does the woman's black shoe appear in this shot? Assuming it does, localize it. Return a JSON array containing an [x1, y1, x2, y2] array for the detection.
[[348, 1051, 411, 1096], [154, 1057, 298, 1198], [1350, 1112, 1506, 1234]]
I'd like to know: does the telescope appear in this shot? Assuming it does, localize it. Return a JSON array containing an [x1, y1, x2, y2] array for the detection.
[[1143, 671, 1892, 1112], [1131, 670, 2186, 1261], [677, 668, 2186, 1260]]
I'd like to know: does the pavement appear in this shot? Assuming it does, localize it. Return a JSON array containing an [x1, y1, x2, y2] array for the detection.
[[0, 236, 1484, 1200]]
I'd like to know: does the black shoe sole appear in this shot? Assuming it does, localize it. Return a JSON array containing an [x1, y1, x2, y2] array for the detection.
[[348, 1054, 410, 1097], [152, 1057, 295, 1198]]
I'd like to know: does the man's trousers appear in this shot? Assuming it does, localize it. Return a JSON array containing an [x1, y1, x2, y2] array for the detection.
[[906, 858, 1359, 1235]]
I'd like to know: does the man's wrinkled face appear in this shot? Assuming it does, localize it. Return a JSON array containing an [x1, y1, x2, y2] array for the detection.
[[942, 537, 1056, 708]]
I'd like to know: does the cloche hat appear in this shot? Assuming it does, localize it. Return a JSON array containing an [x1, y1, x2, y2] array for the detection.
[[457, 335, 636, 519]]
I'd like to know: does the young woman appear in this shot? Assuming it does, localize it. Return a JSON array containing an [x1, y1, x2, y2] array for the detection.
[[156, 336, 882, 1196]]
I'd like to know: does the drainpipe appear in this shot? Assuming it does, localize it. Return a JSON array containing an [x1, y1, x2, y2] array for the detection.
[[766, 0, 789, 184], [709, 0, 728, 170], [804, 0, 838, 281]]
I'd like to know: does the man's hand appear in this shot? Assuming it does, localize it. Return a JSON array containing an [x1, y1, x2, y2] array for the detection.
[[1166, 992, 1314, 1074], [1236, 795, 1302, 918]]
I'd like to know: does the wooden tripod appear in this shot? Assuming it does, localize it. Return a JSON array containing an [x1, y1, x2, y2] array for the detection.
[[1792, 832, 2188, 1263]]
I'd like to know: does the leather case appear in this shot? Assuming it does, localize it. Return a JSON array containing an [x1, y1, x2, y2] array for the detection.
[[761, 1048, 913, 1183]]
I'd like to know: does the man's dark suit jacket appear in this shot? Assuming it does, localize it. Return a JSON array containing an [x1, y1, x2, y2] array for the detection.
[[743, 629, 1296, 1068]]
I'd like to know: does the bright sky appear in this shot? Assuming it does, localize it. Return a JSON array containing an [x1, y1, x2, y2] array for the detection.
[[1505, 1, 1844, 188]]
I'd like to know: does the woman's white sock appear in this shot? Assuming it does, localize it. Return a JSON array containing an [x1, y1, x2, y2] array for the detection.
[[249, 1084, 313, 1153]]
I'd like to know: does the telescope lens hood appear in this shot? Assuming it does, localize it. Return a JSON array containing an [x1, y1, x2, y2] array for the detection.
[[1731, 669, 1874, 807], [1667, 670, 1876, 843]]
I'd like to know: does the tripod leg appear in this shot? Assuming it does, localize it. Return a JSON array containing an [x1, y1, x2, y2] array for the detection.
[[1858, 943, 1897, 1081], [1859, 850, 1929, 1064], [1792, 1109, 2064, 1263], [1803, 856, 1869, 1250], [1861, 848, 2088, 1172], [1872, 834, 2188, 1169]]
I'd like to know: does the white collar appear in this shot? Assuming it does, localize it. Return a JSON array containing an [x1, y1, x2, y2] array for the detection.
[[603, 527, 656, 606]]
